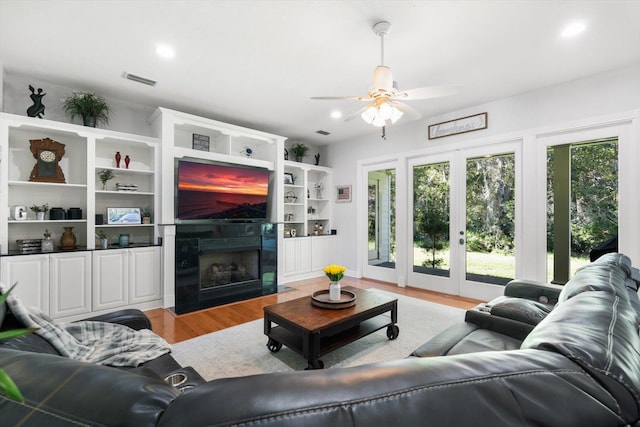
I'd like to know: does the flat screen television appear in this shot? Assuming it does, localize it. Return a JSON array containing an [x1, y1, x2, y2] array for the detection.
[[176, 160, 270, 221]]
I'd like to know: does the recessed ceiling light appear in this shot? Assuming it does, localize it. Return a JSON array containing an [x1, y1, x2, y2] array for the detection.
[[330, 110, 342, 119], [561, 21, 586, 38], [156, 44, 175, 59]]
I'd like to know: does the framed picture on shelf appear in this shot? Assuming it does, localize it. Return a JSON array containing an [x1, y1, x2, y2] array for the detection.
[[284, 172, 295, 185], [336, 185, 352, 203], [192, 133, 210, 151], [107, 207, 141, 224]]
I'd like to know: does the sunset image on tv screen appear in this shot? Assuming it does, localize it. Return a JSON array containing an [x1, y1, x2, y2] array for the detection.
[[177, 161, 269, 220]]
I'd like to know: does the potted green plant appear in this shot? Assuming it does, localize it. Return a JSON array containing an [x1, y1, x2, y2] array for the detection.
[[97, 169, 115, 190], [96, 230, 109, 249], [0, 284, 34, 402], [290, 143, 309, 162], [61, 91, 112, 127], [141, 208, 151, 224], [41, 228, 54, 252], [30, 203, 49, 220]]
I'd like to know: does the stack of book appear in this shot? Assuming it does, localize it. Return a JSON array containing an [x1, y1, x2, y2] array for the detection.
[[16, 239, 43, 253], [115, 183, 139, 192]]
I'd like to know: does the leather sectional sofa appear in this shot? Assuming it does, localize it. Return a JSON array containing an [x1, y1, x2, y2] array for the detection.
[[0, 252, 639, 426]]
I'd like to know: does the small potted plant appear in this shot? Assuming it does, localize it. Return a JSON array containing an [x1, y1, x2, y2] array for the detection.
[[96, 230, 109, 249], [98, 169, 115, 190], [290, 143, 309, 162], [30, 203, 49, 220], [41, 229, 54, 252], [141, 208, 151, 224], [61, 91, 112, 127]]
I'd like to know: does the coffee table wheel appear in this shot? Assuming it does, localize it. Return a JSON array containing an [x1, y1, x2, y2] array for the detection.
[[386, 324, 399, 340], [305, 359, 324, 370], [267, 338, 282, 353]]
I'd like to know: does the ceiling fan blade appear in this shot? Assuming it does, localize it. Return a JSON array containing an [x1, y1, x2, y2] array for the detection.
[[392, 101, 422, 121], [394, 84, 461, 100], [310, 96, 370, 101], [344, 106, 369, 122]]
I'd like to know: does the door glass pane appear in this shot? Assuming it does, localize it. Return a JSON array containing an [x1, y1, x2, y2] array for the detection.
[[466, 153, 515, 285], [546, 139, 618, 283], [368, 169, 396, 268], [413, 162, 450, 277]]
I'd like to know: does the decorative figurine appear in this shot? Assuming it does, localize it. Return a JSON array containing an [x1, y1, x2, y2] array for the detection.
[[284, 148, 289, 161], [115, 151, 121, 168], [27, 85, 46, 118], [124, 155, 130, 169], [314, 153, 320, 166]]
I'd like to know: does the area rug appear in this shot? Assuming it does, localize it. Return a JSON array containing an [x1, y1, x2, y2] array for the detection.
[[171, 290, 465, 380]]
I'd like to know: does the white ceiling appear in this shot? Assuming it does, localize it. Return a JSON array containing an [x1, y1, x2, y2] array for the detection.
[[1, 0, 639, 145]]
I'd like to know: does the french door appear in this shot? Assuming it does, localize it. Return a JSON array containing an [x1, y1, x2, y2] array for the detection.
[[409, 141, 520, 300], [362, 162, 399, 283]]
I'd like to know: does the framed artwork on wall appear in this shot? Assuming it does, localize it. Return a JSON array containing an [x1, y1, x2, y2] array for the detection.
[[336, 185, 352, 203], [107, 207, 141, 224], [284, 172, 295, 185], [192, 133, 210, 151]]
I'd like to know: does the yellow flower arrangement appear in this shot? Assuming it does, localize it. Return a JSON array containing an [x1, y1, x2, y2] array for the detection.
[[324, 264, 346, 282]]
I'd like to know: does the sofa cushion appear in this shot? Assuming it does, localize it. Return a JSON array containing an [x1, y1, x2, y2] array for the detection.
[[522, 289, 640, 422], [489, 297, 553, 325], [0, 348, 178, 426], [411, 322, 522, 357]]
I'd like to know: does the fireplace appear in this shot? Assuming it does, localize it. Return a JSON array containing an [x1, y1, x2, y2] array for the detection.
[[175, 223, 277, 314]]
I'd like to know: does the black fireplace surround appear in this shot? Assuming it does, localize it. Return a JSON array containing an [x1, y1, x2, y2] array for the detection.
[[175, 223, 277, 314]]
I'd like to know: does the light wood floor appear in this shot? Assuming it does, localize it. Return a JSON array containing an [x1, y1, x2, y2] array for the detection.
[[145, 276, 482, 344]]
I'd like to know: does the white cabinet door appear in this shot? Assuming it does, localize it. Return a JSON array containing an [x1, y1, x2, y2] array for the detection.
[[92, 249, 128, 311], [283, 238, 298, 275], [283, 237, 312, 276], [128, 247, 161, 304], [311, 236, 335, 272], [0, 255, 50, 315], [50, 251, 92, 318]]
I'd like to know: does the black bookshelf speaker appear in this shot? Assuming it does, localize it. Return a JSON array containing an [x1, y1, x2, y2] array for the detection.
[[95, 214, 104, 225]]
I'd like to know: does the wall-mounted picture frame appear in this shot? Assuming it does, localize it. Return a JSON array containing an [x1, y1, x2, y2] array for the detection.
[[284, 172, 295, 185], [192, 133, 210, 151], [428, 112, 488, 140], [336, 185, 352, 203], [107, 207, 141, 224]]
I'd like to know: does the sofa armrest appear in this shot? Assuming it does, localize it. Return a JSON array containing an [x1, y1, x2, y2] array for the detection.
[[82, 309, 152, 331], [504, 279, 564, 304]]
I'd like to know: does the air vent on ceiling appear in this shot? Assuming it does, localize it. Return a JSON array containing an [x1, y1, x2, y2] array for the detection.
[[125, 73, 156, 86], [316, 130, 330, 135]]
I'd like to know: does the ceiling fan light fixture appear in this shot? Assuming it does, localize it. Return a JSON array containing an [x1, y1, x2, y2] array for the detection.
[[361, 105, 378, 124], [390, 106, 404, 124]]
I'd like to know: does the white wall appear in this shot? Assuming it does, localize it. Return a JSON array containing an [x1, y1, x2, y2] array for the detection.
[[327, 63, 640, 280]]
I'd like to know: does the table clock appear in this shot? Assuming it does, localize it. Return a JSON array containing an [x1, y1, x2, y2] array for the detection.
[[28, 138, 66, 183]]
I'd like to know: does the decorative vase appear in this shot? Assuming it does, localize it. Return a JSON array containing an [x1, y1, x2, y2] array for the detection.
[[124, 155, 130, 169], [36, 211, 45, 220], [60, 226, 77, 250], [101, 181, 108, 191], [115, 151, 121, 168], [82, 115, 96, 127], [329, 281, 341, 301], [41, 238, 54, 252], [142, 216, 151, 224], [100, 238, 109, 249]]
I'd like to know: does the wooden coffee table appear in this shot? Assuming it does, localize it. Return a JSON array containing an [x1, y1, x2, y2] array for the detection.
[[263, 286, 399, 369]]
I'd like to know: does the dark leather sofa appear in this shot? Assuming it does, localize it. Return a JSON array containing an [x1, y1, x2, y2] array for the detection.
[[1, 253, 639, 426]]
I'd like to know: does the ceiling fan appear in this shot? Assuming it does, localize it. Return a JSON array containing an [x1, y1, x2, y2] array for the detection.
[[312, 21, 459, 138]]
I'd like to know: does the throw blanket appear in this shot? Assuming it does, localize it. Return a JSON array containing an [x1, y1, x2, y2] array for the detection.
[[1, 283, 171, 367]]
